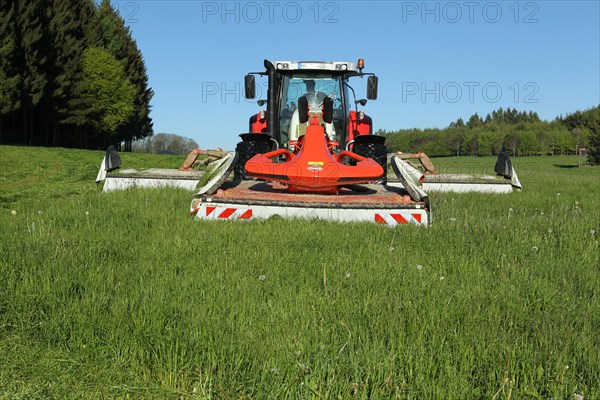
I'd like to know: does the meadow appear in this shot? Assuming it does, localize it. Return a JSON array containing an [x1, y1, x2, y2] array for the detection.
[[0, 145, 598, 399]]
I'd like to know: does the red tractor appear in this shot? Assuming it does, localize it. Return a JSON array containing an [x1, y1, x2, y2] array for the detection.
[[235, 59, 388, 186], [190, 59, 431, 226]]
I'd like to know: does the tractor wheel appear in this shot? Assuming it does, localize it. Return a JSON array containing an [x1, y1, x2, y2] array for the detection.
[[352, 141, 388, 184], [234, 137, 272, 180]]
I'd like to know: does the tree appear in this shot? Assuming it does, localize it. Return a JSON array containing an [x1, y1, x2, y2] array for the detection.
[[16, 0, 49, 144], [584, 107, 600, 164], [99, 0, 153, 150], [466, 113, 482, 129], [0, 0, 21, 142], [82, 47, 135, 136], [132, 133, 200, 155], [47, 0, 97, 146]]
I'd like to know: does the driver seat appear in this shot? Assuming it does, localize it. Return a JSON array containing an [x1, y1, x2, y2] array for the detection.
[[289, 96, 335, 140]]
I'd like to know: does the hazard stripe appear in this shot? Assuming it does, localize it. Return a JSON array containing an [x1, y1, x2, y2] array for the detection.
[[206, 206, 216, 216], [239, 209, 253, 220], [375, 214, 387, 224], [218, 208, 237, 219], [390, 214, 408, 224], [375, 212, 425, 226]]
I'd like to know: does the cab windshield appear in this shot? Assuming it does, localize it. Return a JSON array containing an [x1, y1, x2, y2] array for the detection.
[[279, 74, 344, 144]]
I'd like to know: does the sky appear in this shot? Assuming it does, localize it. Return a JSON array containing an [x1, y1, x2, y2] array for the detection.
[[114, 0, 600, 150]]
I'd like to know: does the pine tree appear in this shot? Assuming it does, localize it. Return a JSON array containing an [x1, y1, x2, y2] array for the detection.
[[16, 0, 49, 145], [467, 113, 482, 129], [0, 0, 21, 142], [47, 0, 96, 146]]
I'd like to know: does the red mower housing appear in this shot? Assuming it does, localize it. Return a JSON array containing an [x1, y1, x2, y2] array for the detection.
[[245, 116, 383, 194]]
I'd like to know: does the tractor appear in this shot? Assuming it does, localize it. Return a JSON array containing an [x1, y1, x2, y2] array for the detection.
[[235, 59, 388, 184], [189, 59, 431, 226]]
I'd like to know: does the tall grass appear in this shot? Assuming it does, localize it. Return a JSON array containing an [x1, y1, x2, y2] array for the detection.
[[1, 146, 598, 399]]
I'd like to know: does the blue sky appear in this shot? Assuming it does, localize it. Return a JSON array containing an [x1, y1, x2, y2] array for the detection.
[[115, 0, 600, 150]]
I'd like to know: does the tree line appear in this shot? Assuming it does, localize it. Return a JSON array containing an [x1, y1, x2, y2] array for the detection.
[[131, 133, 199, 155], [0, 0, 153, 150], [381, 106, 600, 163]]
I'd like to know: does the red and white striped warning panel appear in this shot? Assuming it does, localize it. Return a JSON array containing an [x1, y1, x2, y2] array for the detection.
[[202, 205, 253, 220], [374, 212, 424, 226], [193, 202, 429, 226]]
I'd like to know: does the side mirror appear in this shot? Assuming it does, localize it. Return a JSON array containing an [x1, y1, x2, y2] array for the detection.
[[355, 99, 367, 107], [244, 75, 256, 99], [367, 76, 378, 100]]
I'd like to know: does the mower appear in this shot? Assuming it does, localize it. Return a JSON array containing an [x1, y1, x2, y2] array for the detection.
[[189, 59, 431, 226]]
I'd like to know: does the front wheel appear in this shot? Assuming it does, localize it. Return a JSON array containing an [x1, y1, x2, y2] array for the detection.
[[351, 136, 388, 184], [233, 134, 273, 180]]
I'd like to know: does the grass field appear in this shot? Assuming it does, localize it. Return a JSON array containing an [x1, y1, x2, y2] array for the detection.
[[1, 145, 599, 399]]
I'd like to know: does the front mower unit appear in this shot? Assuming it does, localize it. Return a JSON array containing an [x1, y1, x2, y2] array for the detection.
[[190, 181, 430, 226]]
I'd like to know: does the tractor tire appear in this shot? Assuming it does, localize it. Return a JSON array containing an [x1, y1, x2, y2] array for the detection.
[[352, 141, 388, 184], [234, 138, 272, 180]]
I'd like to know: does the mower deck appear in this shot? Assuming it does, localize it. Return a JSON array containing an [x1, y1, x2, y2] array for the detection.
[[103, 168, 203, 192], [388, 173, 519, 193], [190, 180, 430, 226]]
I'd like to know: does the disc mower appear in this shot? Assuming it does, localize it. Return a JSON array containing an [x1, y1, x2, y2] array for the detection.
[[190, 59, 431, 226]]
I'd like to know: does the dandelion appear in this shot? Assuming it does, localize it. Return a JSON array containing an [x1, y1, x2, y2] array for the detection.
[[37, 210, 42, 215], [509, 208, 514, 212], [345, 271, 351, 278], [388, 246, 394, 252], [416, 264, 423, 271], [450, 217, 457, 222], [540, 211, 544, 216], [573, 393, 584, 400], [575, 201, 580, 209], [440, 276, 445, 281], [258, 274, 266, 281], [10, 210, 17, 216], [85, 211, 90, 216], [547, 228, 553, 234], [532, 246, 539, 253], [556, 192, 561, 197], [298, 362, 309, 373], [590, 229, 596, 235]]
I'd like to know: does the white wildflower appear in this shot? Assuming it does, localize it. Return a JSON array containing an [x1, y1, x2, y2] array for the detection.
[[345, 271, 351, 278], [450, 217, 457, 222], [547, 228, 553, 234], [10, 210, 17, 216], [85, 211, 90, 216], [258, 274, 266, 281], [416, 264, 423, 271], [532, 246, 539, 253]]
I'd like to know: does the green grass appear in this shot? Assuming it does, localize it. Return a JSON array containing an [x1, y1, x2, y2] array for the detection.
[[1, 145, 599, 399]]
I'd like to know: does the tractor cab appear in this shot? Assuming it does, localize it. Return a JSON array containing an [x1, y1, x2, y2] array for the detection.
[[244, 59, 379, 151]]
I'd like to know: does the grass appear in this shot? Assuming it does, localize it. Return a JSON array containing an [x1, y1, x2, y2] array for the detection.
[[0, 145, 599, 399]]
